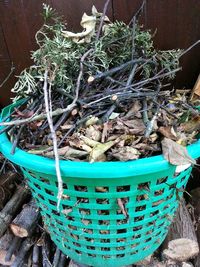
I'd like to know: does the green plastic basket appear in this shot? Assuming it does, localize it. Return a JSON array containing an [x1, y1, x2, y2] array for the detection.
[[0, 101, 200, 267]]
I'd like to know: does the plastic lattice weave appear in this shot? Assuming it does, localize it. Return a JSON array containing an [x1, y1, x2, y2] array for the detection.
[[22, 166, 191, 267], [0, 101, 199, 267]]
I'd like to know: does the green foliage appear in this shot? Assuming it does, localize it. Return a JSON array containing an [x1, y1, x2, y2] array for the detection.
[[12, 5, 182, 100]]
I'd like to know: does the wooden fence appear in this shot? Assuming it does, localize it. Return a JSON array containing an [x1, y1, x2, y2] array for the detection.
[[0, 0, 200, 106]]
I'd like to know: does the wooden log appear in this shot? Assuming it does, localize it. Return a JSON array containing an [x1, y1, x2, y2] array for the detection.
[[59, 252, 68, 267], [10, 199, 40, 238], [52, 247, 61, 267], [163, 238, 199, 262], [190, 188, 200, 267], [0, 231, 15, 266], [163, 199, 197, 246], [10, 236, 34, 267], [0, 185, 29, 238], [32, 244, 40, 267], [42, 234, 51, 267], [0, 172, 20, 210], [162, 199, 200, 265], [5, 236, 22, 262]]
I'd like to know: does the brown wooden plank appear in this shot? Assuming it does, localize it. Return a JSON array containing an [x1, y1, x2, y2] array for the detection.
[[113, 0, 200, 89]]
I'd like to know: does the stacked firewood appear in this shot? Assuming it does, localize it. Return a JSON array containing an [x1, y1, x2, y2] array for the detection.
[[0, 155, 70, 267]]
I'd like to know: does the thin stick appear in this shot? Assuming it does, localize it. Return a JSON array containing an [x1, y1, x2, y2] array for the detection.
[[43, 70, 63, 211], [0, 64, 15, 88], [180, 40, 200, 57], [96, 0, 111, 41], [128, 0, 146, 26]]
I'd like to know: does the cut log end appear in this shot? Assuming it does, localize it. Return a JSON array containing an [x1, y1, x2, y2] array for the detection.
[[0, 251, 15, 266], [163, 238, 199, 262], [10, 224, 28, 238]]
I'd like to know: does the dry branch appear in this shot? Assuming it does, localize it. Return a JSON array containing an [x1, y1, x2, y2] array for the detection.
[[10, 199, 40, 238], [0, 185, 29, 238]]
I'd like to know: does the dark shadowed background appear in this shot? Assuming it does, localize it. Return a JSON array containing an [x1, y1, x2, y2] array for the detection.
[[0, 0, 200, 106]]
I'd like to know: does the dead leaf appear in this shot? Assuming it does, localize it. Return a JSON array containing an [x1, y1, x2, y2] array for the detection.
[[45, 146, 88, 159], [80, 135, 100, 148], [62, 6, 110, 43], [69, 138, 92, 152], [85, 125, 101, 141], [161, 138, 196, 166], [13, 108, 34, 119], [179, 115, 200, 133], [89, 140, 117, 163], [124, 101, 142, 119], [85, 116, 99, 127], [122, 119, 145, 134], [158, 126, 177, 140], [117, 198, 128, 217], [111, 146, 140, 161]]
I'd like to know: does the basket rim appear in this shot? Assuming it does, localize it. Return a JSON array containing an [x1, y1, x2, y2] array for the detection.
[[0, 101, 200, 178]]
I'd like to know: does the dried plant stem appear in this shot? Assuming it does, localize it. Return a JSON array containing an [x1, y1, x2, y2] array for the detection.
[[0, 64, 15, 88], [96, 0, 111, 40], [43, 70, 63, 211]]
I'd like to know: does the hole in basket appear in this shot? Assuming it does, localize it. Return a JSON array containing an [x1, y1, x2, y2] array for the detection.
[[28, 171, 37, 178], [117, 238, 127, 243], [150, 210, 159, 217], [136, 193, 149, 201], [49, 200, 57, 206], [87, 246, 95, 251], [38, 194, 45, 201], [135, 205, 146, 212], [79, 208, 91, 215], [85, 237, 94, 243], [134, 215, 145, 222], [154, 188, 164, 196], [77, 197, 89, 203], [74, 185, 88, 192], [117, 253, 125, 258], [156, 177, 168, 185], [75, 250, 82, 255], [103, 255, 111, 259], [70, 233, 79, 240], [101, 239, 110, 243], [45, 188, 54, 196], [117, 185, 130, 192], [41, 177, 50, 185], [133, 225, 142, 231], [68, 225, 77, 231], [99, 220, 110, 226], [137, 182, 150, 191], [117, 219, 128, 225], [117, 246, 125, 251], [152, 199, 164, 207], [133, 234, 141, 240], [100, 230, 110, 235], [83, 229, 93, 234], [52, 210, 59, 216], [95, 186, 109, 193], [96, 198, 109, 204], [81, 219, 92, 225], [73, 242, 81, 247], [101, 247, 110, 251], [88, 254, 96, 258], [98, 210, 109, 215], [117, 229, 127, 234]]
